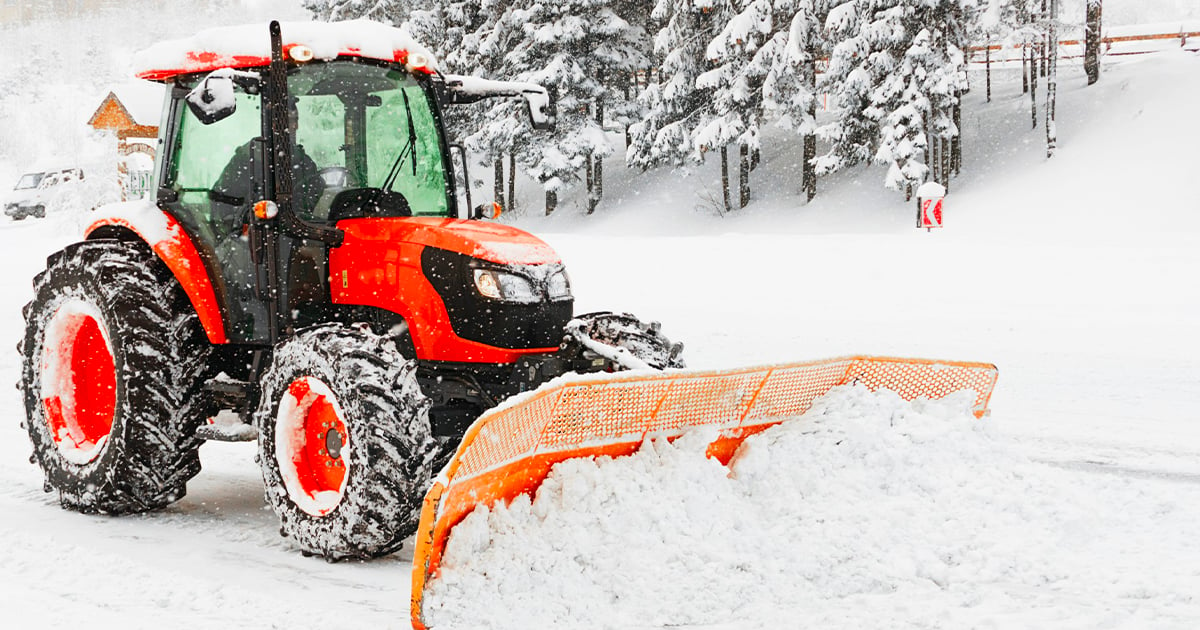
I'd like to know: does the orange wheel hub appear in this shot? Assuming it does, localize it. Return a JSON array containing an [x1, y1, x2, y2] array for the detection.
[[277, 377, 351, 516], [40, 303, 116, 463]]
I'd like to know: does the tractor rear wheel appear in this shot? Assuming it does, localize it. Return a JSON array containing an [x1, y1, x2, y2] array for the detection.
[[19, 240, 211, 513], [256, 324, 439, 560]]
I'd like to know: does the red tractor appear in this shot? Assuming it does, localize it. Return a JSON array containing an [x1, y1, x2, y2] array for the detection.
[[19, 21, 681, 560]]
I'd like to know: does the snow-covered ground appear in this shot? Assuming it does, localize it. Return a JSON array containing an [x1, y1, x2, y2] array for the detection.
[[1, 16, 1198, 630]]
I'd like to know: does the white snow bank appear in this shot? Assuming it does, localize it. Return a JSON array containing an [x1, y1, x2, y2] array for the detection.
[[424, 385, 1200, 629]]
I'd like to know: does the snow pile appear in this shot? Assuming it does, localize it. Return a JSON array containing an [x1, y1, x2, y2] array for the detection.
[[424, 385, 1200, 628]]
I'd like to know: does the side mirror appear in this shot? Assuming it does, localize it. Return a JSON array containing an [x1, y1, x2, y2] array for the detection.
[[186, 72, 238, 125], [523, 88, 556, 132], [442, 75, 556, 132], [472, 201, 503, 221]]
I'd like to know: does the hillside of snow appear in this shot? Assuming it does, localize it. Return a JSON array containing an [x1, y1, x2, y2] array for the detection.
[[0, 5, 1198, 629]]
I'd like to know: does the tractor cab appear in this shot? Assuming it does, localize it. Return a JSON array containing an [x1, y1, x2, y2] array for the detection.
[[138, 21, 554, 346], [161, 57, 455, 342]]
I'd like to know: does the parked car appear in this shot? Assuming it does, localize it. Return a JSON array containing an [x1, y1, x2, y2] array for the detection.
[[4, 168, 85, 220]]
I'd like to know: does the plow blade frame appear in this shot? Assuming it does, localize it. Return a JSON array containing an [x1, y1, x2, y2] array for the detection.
[[410, 355, 998, 629]]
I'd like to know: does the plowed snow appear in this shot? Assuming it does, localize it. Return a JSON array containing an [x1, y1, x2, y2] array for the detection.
[[425, 385, 1200, 628]]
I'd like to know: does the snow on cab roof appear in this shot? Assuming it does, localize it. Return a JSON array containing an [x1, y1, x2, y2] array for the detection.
[[132, 19, 438, 82]]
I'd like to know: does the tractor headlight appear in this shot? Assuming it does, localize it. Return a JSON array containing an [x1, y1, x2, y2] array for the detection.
[[473, 269, 538, 303], [547, 269, 571, 299]]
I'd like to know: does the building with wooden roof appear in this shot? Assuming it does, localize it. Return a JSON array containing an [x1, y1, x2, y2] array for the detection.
[[87, 82, 164, 200]]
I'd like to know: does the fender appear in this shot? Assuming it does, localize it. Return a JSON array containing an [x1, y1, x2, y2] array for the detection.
[[86, 200, 228, 344], [330, 218, 561, 364]]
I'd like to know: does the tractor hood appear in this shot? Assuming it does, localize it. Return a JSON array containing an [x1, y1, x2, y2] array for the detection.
[[335, 217, 561, 265], [329, 216, 570, 364]]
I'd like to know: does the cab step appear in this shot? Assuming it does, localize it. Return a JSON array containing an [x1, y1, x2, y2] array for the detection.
[[196, 410, 258, 442]]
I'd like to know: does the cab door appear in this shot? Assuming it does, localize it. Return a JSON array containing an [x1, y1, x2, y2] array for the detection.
[[159, 84, 272, 344]]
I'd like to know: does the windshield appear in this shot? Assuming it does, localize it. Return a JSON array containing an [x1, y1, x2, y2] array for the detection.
[[288, 61, 452, 219], [15, 173, 43, 190]]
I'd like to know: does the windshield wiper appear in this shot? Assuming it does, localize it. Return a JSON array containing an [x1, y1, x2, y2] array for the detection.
[[380, 89, 420, 192]]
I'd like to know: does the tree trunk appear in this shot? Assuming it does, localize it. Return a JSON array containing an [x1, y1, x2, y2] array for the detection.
[[720, 146, 732, 214], [493, 157, 504, 207], [1047, 0, 1059, 157], [802, 64, 817, 203], [588, 100, 605, 214], [545, 189, 557, 216], [507, 153, 516, 213], [952, 102, 962, 175], [1040, 38, 1047, 78], [1040, 0, 1049, 78], [594, 157, 603, 213], [739, 144, 750, 209], [1022, 43, 1030, 94], [985, 37, 992, 102], [585, 154, 594, 209], [1085, 0, 1102, 85], [926, 122, 936, 185], [1030, 41, 1039, 130], [942, 137, 951, 192], [803, 134, 816, 203]]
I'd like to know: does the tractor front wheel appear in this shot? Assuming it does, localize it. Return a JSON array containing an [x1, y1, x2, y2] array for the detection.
[[256, 324, 438, 560]]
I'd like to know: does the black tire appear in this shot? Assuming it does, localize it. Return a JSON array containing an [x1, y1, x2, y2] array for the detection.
[[255, 324, 438, 560], [33, 205, 45, 219], [19, 240, 212, 513], [568, 311, 686, 370]]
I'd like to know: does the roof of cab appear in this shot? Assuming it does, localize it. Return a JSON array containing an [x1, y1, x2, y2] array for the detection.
[[132, 19, 439, 82]]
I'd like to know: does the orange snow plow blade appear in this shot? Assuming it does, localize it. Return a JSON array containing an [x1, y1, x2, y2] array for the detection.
[[409, 355, 998, 629]]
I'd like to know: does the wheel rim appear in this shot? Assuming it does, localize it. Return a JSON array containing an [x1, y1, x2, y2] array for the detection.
[[276, 377, 351, 516], [39, 300, 116, 464]]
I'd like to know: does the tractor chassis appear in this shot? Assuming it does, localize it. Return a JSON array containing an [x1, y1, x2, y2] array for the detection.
[[198, 335, 609, 441]]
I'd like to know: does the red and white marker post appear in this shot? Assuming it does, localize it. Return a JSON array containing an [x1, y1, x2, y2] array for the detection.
[[916, 181, 946, 232]]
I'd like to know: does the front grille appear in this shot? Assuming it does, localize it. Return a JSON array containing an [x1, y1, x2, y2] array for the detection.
[[422, 247, 573, 350]]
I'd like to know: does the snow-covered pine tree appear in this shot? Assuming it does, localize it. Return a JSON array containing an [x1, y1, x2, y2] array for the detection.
[[814, 0, 878, 177], [627, 0, 726, 173], [608, 1, 655, 140], [304, 0, 419, 22], [454, 1, 534, 211], [759, 0, 824, 202], [816, 0, 967, 196], [975, 0, 1030, 102], [870, 0, 969, 197], [505, 0, 647, 214], [695, 0, 774, 211]]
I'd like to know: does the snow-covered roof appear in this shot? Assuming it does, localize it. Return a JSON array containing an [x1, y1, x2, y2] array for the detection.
[[132, 19, 438, 82]]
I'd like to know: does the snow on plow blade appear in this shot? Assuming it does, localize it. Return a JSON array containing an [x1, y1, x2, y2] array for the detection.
[[409, 355, 998, 629]]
